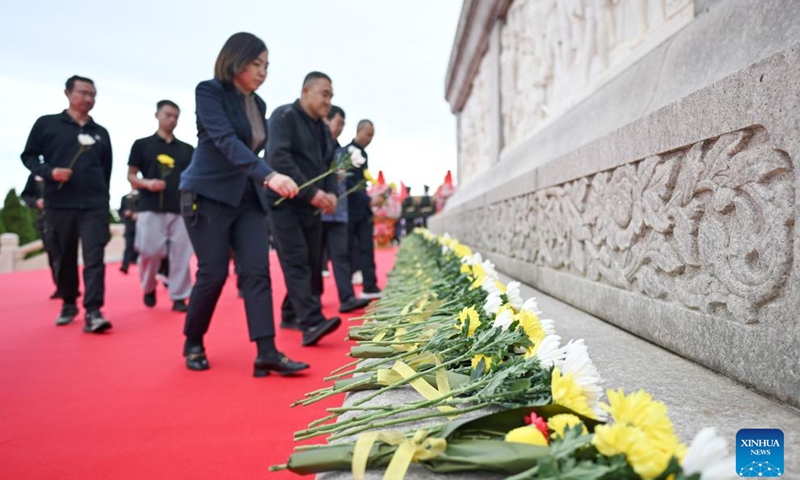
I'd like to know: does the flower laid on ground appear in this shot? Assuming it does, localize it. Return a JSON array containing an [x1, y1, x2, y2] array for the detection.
[[58, 133, 96, 190], [272, 229, 736, 480]]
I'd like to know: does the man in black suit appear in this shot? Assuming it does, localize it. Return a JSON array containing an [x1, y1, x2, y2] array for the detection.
[[267, 71, 341, 346]]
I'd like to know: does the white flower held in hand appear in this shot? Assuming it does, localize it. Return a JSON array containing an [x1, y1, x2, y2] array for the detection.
[[347, 145, 366, 168], [77, 133, 96, 146]]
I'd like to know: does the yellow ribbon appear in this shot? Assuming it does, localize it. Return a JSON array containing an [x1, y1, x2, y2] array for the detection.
[[391, 361, 456, 415], [352, 429, 446, 480]]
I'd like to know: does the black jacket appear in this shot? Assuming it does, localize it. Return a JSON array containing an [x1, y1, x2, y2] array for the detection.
[[21, 111, 112, 210], [265, 100, 337, 208], [179, 79, 273, 211]]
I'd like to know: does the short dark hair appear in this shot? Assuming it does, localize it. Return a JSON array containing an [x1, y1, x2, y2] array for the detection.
[[65, 75, 94, 92], [214, 32, 268, 84], [157, 100, 180, 111], [303, 71, 332, 88], [327, 105, 345, 120], [357, 119, 373, 131]]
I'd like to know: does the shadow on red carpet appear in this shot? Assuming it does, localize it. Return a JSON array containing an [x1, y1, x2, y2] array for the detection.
[[0, 248, 396, 479]]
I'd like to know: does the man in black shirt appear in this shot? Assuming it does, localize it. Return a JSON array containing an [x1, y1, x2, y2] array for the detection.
[[267, 71, 341, 346], [127, 100, 194, 312], [20, 75, 113, 333], [345, 120, 382, 299], [20, 173, 60, 298]]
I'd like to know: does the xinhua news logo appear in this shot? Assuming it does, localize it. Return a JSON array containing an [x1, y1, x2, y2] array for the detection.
[[736, 429, 784, 477]]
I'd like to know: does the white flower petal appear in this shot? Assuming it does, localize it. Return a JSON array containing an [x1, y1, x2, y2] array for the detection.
[[492, 309, 514, 330], [505, 281, 524, 311], [534, 335, 564, 368], [682, 428, 736, 479]]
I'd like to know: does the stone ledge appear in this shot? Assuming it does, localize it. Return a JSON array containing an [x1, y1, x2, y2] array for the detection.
[[317, 277, 800, 479]]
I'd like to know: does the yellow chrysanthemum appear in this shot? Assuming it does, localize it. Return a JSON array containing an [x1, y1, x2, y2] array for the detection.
[[363, 168, 376, 184], [550, 367, 596, 419], [602, 389, 678, 450], [471, 354, 492, 371], [460, 263, 472, 275], [516, 310, 546, 347], [452, 243, 472, 259], [156, 154, 175, 168], [469, 263, 487, 289], [455, 306, 481, 337], [592, 389, 684, 479], [546, 414, 587, 440], [505, 426, 549, 446]]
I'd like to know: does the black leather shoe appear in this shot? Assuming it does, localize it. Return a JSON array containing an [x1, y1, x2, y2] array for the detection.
[[55, 304, 78, 326], [144, 291, 156, 308], [254, 353, 309, 377], [83, 311, 112, 333], [339, 297, 370, 313], [184, 345, 209, 371], [172, 300, 188, 312], [50, 290, 63, 300], [302, 317, 342, 346]]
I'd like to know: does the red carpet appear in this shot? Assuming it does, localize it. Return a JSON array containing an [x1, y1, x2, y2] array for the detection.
[[0, 248, 395, 479]]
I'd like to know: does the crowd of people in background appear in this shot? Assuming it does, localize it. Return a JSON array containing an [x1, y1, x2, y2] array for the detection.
[[17, 31, 455, 377]]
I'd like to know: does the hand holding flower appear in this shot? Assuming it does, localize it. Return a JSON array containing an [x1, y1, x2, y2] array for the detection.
[[274, 146, 365, 205], [57, 134, 96, 189], [52, 168, 73, 183], [265, 173, 299, 198]]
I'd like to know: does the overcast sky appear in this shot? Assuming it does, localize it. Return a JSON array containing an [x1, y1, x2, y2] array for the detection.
[[0, 0, 461, 205]]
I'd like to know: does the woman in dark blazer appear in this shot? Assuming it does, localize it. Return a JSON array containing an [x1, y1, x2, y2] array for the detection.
[[179, 32, 307, 377]]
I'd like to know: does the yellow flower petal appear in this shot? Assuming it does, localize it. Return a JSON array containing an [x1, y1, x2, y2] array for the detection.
[[505, 426, 549, 446]]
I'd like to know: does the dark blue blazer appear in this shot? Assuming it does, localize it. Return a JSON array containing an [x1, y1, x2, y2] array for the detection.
[[179, 79, 273, 211]]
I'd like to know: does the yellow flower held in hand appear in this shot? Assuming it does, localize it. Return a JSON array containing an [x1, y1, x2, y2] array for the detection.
[[546, 414, 587, 440], [363, 168, 376, 183], [505, 426, 549, 446], [156, 154, 175, 168], [455, 306, 481, 336]]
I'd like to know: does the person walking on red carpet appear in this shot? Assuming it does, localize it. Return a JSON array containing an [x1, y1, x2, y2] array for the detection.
[[319, 105, 370, 315], [20, 75, 113, 334], [178, 32, 307, 376], [127, 100, 194, 313], [266, 72, 343, 346]]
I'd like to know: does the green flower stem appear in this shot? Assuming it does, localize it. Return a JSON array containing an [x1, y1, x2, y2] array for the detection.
[[274, 169, 335, 205], [326, 403, 489, 442]]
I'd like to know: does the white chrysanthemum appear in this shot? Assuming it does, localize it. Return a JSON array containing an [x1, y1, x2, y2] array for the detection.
[[492, 308, 514, 330], [682, 428, 736, 479], [558, 339, 605, 419], [484, 293, 503, 315], [481, 259, 498, 279], [539, 318, 556, 335], [534, 335, 565, 367], [462, 252, 483, 266], [505, 281, 524, 311], [481, 276, 502, 295], [521, 297, 541, 314]]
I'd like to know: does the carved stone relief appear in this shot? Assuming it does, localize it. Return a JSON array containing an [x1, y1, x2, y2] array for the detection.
[[442, 128, 794, 324], [457, 55, 493, 183], [499, 0, 694, 151]]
